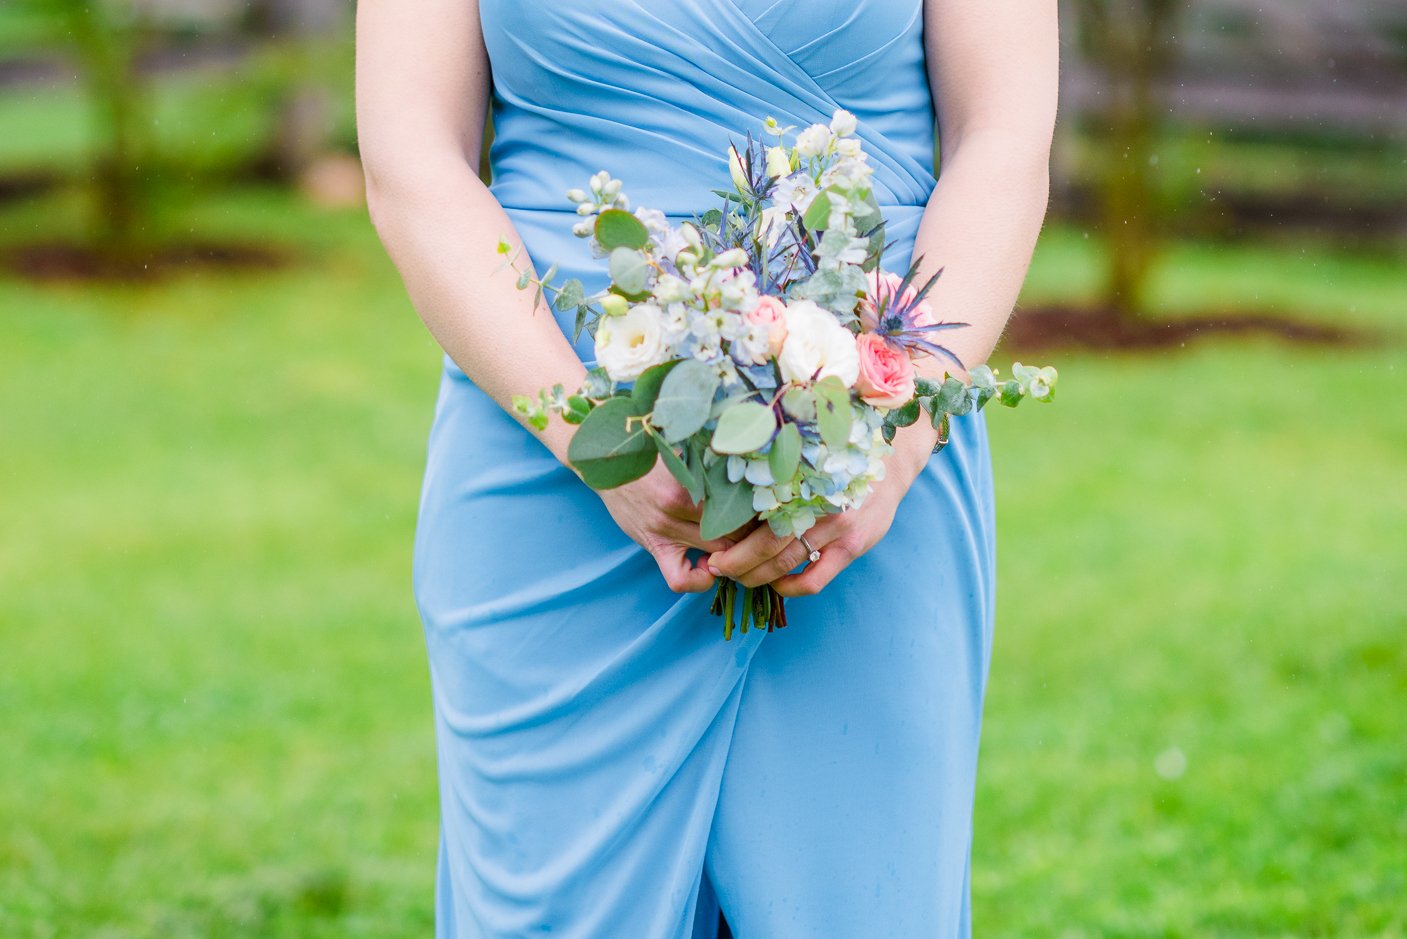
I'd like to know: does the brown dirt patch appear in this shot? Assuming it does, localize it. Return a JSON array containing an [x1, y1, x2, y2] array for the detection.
[[1, 239, 295, 283], [1000, 304, 1380, 354]]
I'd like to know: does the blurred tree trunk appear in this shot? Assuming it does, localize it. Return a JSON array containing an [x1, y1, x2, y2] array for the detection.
[[56, 1, 151, 262], [265, 0, 343, 179], [1074, 0, 1185, 320]]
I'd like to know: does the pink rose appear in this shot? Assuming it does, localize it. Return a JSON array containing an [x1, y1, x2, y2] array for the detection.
[[746, 295, 789, 358], [857, 269, 936, 331], [854, 332, 916, 408]]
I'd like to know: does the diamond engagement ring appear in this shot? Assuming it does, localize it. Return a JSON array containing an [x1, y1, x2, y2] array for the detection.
[[798, 533, 822, 564]]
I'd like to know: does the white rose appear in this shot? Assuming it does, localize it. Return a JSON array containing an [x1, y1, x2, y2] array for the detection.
[[777, 300, 860, 387], [595, 303, 670, 381]]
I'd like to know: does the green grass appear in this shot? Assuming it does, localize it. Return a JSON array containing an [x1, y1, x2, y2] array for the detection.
[[1, 178, 1404, 937]]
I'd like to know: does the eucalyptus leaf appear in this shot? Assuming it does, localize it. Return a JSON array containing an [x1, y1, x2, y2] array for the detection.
[[887, 397, 921, 428], [553, 278, 585, 312], [566, 397, 656, 489], [709, 391, 755, 421], [629, 359, 681, 410], [932, 376, 969, 414], [563, 395, 593, 425], [968, 364, 997, 391], [653, 359, 719, 442], [813, 376, 853, 450], [594, 208, 649, 250], [711, 401, 777, 455], [780, 386, 817, 423], [913, 376, 943, 398], [998, 380, 1024, 408], [802, 191, 832, 231], [650, 429, 704, 504], [609, 247, 650, 295], [702, 456, 758, 540], [767, 422, 802, 483]]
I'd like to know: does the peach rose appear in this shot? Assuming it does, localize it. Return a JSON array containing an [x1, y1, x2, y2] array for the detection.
[[854, 332, 916, 408], [745, 295, 789, 358], [857, 269, 936, 331]]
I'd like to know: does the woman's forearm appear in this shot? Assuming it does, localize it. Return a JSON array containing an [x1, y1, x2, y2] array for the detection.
[[365, 155, 588, 467], [889, 131, 1053, 475]]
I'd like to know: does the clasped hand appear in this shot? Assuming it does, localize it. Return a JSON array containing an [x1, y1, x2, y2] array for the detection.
[[597, 424, 935, 598]]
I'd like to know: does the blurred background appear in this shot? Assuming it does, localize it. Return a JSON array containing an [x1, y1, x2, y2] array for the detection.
[[0, 1, 1402, 936]]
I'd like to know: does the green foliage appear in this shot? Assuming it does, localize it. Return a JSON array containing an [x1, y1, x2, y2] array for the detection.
[[593, 209, 649, 251], [701, 455, 757, 541], [607, 247, 649, 295], [710, 400, 777, 455], [650, 359, 717, 443], [565, 397, 656, 489], [627, 359, 679, 411], [813, 375, 853, 449], [767, 422, 802, 484]]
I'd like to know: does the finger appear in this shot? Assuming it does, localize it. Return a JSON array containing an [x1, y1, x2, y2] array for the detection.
[[705, 523, 791, 582], [772, 539, 853, 598], [652, 541, 716, 594], [734, 517, 843, 588], [659, 516, 735, 554], [733, 534, 815, 588]]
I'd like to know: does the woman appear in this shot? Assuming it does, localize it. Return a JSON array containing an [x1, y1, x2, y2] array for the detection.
[[355, 0, 1056, 935]]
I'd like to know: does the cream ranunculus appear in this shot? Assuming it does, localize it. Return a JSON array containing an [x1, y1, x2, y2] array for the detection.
[[777, 300, 860, 387], [594, 303, 670, 381]]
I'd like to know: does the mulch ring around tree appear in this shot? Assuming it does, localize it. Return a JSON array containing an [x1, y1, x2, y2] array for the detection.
[[1, 239, 295, 283], [1001, 304, 1382, 353]]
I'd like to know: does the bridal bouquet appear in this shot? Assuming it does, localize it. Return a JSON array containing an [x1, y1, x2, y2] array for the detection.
[[508, 109, 1057, 639]]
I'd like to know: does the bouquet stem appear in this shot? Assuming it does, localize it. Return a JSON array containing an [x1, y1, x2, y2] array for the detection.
[[709, 578, 787, 640]]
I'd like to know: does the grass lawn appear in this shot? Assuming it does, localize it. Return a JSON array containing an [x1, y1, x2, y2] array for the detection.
[[1, 177, 1403, 938]]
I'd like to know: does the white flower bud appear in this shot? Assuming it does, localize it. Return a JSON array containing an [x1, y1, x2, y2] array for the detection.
[[599, 294, 629, 318], [576, 203, 594, 216], [765, 145, 792, 179], [830, 109, 858, 137], [566, 188, 588, 203], [711, 248, 748, 269]]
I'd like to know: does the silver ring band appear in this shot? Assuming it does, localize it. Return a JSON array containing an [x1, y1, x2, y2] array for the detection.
[[798, 533, 822, 564]]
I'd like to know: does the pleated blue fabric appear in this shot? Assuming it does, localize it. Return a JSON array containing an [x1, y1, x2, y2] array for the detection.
[[411, 1, 997, 935]]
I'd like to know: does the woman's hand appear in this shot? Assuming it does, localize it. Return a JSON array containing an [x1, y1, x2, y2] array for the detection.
[[597, 462, 738, 594], [704, 420, 941, 597]]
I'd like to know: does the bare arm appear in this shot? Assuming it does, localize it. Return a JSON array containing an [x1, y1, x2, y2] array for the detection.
[[355, 0, 728, 592], [355, 0, 586, 465], [889, 0, 1061, 474]]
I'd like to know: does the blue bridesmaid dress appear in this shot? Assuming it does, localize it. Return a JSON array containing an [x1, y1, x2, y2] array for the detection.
[[410, 0, 997, 935]]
